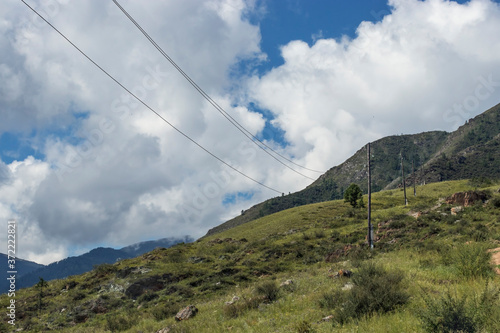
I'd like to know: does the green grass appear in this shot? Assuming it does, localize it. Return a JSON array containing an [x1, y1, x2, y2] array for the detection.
[[2, 179, 500, 332]]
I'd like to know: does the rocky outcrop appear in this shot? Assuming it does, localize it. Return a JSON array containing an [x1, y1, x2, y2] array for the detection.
[[125, 274, 178, 299], [446, 191, 489, 207], [175, 305, 198, 321]]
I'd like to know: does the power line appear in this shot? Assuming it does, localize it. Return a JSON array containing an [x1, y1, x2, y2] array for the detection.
[[19, 0, 283, 195], [111, 0, 325, 180]]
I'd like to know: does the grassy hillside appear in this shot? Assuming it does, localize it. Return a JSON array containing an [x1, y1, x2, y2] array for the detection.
[[2, 179, 500, 332], [207, 103, 500, 237]]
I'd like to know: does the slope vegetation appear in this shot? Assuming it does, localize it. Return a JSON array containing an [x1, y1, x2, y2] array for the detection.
[[2, 179, 500, 332], [207, 103, 500, 236]]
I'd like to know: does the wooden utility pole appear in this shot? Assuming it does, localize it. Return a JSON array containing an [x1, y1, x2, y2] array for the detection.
[[367, 143, 373, 249], [401, 153, 408, 205], [412, 160, 416, 197]]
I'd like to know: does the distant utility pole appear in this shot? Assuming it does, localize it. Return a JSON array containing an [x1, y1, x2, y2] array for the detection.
[[412, 160, 416, 197], [400, 153, 408, 206], [367, 143, 373, 249]]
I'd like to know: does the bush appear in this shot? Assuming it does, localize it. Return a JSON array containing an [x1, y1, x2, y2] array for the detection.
[[151, 303, 179, 321], [93, 263, 118, 276], [255, 280, 280, 302], [418, 281, 500, 333], [314, 229, 326, 239], [388, 220, 406, 229], [490, 197, 500, 208], [106, 314, 134, 331], [223, 297, 261, 319], [295, 320, 315, 333], [318, 289, 342, 309], [452, 243, 493, 279], [319, 262, 408, 325], [468, 177, 493, 188], [167, 250, 185, 263], [137, 292, 158, 304]]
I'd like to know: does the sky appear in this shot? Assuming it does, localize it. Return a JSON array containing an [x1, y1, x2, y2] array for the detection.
[[1, 0, 500, 265]]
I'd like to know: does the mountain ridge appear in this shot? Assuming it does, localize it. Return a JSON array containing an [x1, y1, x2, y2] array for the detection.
[[206, 102, 500, 237], [2, 236, 193, 292]]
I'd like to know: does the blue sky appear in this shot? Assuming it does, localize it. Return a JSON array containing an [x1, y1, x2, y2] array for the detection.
[[1, 0, 500, 264], [257, 0, 391, 68]]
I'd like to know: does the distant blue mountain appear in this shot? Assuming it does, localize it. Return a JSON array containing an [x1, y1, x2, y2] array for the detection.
[[1, 236, 193, 292], [120, 236, 193, 257], [1, 254, 45, 293]]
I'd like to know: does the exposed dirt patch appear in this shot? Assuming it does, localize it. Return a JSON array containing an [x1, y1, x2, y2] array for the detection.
[[488, 247, 500, 275]]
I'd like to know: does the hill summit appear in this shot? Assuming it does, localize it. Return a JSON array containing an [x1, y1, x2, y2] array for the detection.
[[206, 103, 500, 236]]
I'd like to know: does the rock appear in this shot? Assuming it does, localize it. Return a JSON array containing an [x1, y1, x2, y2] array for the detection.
[[132, 266, 152, 274], [409, 211, 422, 218], [187, 256, 205, 264], [65, 281, 78, 290], [339, 269, 352, 277], [342, 282, 354, 290], [125, 275, 174, 299], [175, 305, 198, 321], [279, 279, 294, 287], [321, 315, 334, 321], [446, 191, 489, 207], [156, 326, 173, 333], [225, 295, 240, 305], [88, 298, 107, 314], [328, 269, 352, 279], [451, 206, 463, 215], [73, 307, 89, 323]]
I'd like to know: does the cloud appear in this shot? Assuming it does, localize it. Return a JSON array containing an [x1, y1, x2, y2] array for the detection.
[[248, 0, 500, 170], [1, 0, 500, 264], [0, 0, 271, 264]]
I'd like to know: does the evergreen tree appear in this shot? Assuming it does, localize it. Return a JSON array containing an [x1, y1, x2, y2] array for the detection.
[[344, 183, 364, 208]]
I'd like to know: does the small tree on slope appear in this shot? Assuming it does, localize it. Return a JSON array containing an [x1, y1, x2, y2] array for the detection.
[[344, 183, 364, 208]]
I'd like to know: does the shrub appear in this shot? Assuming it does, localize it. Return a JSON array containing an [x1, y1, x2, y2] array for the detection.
[[167, 250, 185, 263], [319, 262, 409, 325], [295, 320, 315, 333], [388, 220, 406, 229], [93, 263, 118, 276], [72, 292, 86, 301], [175, 284, 194, 298], [222, 243, 239, 253], [106, 314, 134, 331], [222, 303, 240, 319], [151, 303, 179, 321], [418, 281, 500, 333], [223, 297, 261, 319], [318, 289, 342, 309], [471, 224, 489, 242], [314, 229, 326, 239], [490, 197, 500, 208], [137, 292, 158, 304], [255, 280, 280, 302], [452, 243, 493, 279], [468, 177, 493, 188]]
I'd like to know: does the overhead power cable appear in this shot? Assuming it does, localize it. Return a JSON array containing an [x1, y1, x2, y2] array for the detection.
[[20, 0, 283, 195], [112, 0, 325, 179]]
